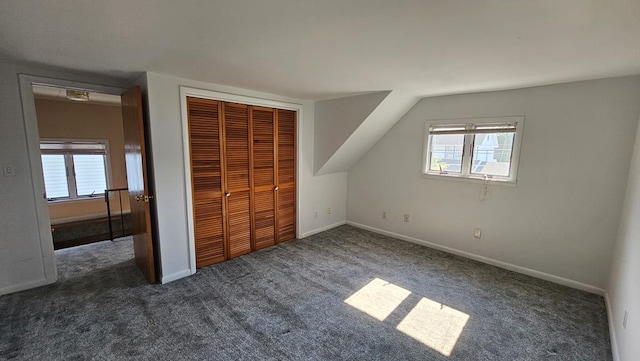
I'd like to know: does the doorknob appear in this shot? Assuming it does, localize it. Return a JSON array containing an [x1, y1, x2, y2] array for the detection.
[[225, 192, 231, 197], [274, 186, 278, 191]]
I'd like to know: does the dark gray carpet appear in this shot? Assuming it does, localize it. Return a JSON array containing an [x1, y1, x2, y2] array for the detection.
[[0, 225, 612, 360]]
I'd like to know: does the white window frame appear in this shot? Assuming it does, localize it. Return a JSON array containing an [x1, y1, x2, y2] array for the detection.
[[421, 116, 524, 185], [40, 138, 112, 202]]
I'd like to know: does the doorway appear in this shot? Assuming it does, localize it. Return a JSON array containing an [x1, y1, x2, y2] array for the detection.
[[18, 75, 157, 285], [33, 84, 132, 250]]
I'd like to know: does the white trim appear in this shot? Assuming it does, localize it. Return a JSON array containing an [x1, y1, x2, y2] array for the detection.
[[346, 221, 605, 295], [47, 194, 115, 204], [179, 86, 304, 276], [0, 278, 49, 296], [18, 74, 126, 289], [179, 87, 197, 276], [420, 173, 517, 187], [300, 221, 346, 238], [604, 293, 620, 361], [161, 268, 193, 284]]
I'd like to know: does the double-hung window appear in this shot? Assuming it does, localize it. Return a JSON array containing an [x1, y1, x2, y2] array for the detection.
[[422, 117, 524, 184], [40, 140, 110, 201]]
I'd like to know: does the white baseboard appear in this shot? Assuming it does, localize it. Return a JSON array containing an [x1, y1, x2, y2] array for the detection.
[[346, 221, 605, 295], [300, 221, 346, 238], [0, 277, 51, 296], [604, 293, 620, 361], [161, 269, 192, 284]]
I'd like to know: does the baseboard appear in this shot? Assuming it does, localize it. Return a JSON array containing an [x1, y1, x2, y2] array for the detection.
[[604, 293, 620, 361], [346, 221, 606, 295], [300, 221, 347, 238], [0, 277, 51, 296], [161, 269, 192, 284]]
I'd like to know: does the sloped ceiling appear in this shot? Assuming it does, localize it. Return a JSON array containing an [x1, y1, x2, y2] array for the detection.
[[315, 91, 419, 175], [314, 91, 390, 173]]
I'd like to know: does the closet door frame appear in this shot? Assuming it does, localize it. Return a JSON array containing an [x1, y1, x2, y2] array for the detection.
[[180, 86, 301, 275]]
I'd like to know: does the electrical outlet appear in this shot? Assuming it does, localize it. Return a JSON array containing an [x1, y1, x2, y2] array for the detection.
[[382, 211, 387, 219], [474, 228, 482, 239], [314, 211, 318, 219], [327, 207, 331, 215], [623, 310, 628, 329], [2, 163, 16, 177], [404, 214, 410, 222]]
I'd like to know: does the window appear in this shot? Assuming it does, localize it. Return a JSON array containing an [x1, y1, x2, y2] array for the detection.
[[40, 140, 109, 201], [422, 117, 524, 183]]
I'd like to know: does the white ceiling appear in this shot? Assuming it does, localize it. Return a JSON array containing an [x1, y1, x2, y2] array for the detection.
[[1, 1, 639, 100]]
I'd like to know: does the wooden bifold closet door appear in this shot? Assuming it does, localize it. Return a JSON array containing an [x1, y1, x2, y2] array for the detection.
[[187, 97, 296, 268]]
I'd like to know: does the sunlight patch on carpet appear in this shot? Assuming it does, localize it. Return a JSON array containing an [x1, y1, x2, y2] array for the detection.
[[344, 278, 411, 321], [345, 277, 469, 357], [396, 297, 469, 356]]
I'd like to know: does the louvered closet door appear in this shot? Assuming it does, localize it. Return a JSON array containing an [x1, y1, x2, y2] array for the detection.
[[223, 102, 253, 258], [276, 109, 296, 242], [187, 97, 226, 267], [251, 106, 277, 250]]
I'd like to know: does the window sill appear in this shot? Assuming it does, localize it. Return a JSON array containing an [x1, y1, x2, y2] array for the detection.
[[47, 196, 106, 204], [420, 173, 517, 187]]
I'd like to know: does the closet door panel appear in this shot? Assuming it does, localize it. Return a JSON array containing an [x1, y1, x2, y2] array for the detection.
[[223, 102, 252, 258], [251, 106, 276, 249], [227, 192, 251, 257], [187, 97, 226, 267], [277, 109, 296, 242]]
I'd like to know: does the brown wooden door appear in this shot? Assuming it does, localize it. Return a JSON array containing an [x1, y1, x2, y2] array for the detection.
[[121, 86, 156, 283], [223, 102, 252, 258], [276, 109, 297, 242], [186, 97, 226, 267], [250, 106, 277, 250]]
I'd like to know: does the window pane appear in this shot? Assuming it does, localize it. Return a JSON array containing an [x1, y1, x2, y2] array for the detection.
[[73, 154, 107, 196], [41, 154, 69, 199], [471, 133, 514, 177], [429, 134, 464, 173]]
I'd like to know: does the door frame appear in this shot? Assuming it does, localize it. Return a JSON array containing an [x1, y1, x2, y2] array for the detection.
[[179, 86, 303, 275], [18, 74, 125, 286]]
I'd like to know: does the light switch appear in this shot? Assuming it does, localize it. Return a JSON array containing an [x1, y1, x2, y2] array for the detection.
[[2, 163, 16, 177]]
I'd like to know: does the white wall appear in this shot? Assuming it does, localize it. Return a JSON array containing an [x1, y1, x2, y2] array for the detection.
[[143, 72, 347, 283], [0, 62, 128, 295], [608, 109, 640, 361], [348, 76, 640, 290]]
